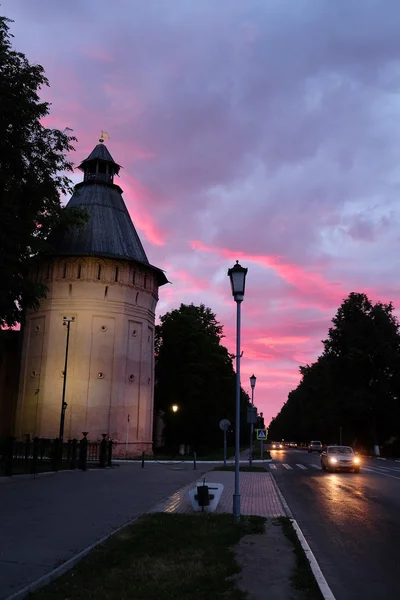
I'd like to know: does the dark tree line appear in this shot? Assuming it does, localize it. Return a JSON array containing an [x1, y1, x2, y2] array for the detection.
[[269, 293, 400, 455], [154, 303, 251, 453]]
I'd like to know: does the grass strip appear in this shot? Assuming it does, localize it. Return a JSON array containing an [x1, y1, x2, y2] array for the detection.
[[30, 513, 265, 600], [275, 517, 324, 600], [213, 466, 267, 472]]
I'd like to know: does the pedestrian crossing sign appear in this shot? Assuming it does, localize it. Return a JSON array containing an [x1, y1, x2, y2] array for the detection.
[[256, 429, 268, 440]]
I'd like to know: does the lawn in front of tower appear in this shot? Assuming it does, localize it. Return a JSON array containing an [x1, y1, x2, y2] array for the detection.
[[29, 513, 266, 600]]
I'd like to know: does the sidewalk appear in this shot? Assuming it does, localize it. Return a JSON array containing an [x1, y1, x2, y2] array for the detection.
[[150, 470, 286, 517], [0, 462, 210, 600]]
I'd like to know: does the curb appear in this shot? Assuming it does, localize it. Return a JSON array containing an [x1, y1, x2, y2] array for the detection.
[[113, 459, 273, 464], [270, 473, 336, 600]]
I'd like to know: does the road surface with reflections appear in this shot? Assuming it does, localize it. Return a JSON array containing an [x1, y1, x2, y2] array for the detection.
[[267, 447, 400, 599]]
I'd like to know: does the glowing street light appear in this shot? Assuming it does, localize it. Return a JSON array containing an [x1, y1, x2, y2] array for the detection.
[[172, 404, 179, 413], [228, 260, 248, 523]]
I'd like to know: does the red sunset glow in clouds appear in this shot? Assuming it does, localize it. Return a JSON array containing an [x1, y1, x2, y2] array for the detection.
[[4, 0, 400, 425]]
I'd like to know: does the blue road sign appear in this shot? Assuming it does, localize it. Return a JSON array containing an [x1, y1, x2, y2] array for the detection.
[[256, 429, 268, 440]]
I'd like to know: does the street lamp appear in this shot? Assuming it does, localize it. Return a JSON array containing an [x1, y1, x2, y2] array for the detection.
[[228, 260, 248, 523], [59, 316, 75, 441], [249, 374, 257, 467], [172, 404, 179, 413]]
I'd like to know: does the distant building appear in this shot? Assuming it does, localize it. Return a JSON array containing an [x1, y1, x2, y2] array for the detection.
[[7, 140, 168, 456]]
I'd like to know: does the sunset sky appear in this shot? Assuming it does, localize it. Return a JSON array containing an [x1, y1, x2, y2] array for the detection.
[[4, 0, 400, 425]]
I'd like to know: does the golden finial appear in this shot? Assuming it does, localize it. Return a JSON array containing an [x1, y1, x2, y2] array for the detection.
[[99, 130, 110, 143]]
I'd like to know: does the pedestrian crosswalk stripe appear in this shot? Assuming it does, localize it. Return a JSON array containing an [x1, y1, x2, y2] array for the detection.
[[296, 464, 307, 469], [270, 464, 277, 469], [282, 463, 292, 470], [310, 464, 321, 469]]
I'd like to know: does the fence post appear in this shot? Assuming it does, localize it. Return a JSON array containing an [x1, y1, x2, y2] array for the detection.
[[4, 436, 15, 477], [141, 451, 145, 468], [24, 434, 31, 464], [67, 439, 72, 464], [193, 451, 197, 470], [52, 438, 60, 472], [78, 432, 88, 471], [99, 434, 107, 468], [31, 437, 39, 475], [71, 438, 78, 470], [107, 440, 113, 467]]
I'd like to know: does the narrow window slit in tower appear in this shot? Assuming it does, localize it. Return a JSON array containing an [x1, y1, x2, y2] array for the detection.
[[97, 264, 101, 280], [77, 264, 82, 279], [115, 267, 119, 282], [63, 263, 67, 278], [69, 284, 72, 297], [105, 286, 108, 298]]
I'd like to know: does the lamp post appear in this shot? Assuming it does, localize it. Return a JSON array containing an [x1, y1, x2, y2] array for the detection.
[[228, 260, 248, 523], [59, 316, 75, 441], [249, 374, 256, 467], [171, 404, 179, 454]]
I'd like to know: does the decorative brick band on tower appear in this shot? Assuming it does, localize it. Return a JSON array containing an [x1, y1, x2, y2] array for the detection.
[[14, 141, 168, 457]]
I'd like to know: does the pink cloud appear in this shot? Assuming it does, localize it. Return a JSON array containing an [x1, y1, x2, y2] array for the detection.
[[191, 240, 348, 308], [119, 172, 166, 247]]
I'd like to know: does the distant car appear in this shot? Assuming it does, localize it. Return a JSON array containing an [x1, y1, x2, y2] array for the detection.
[[289, 442, 297, 447], [321, 445, 360, 473], [271, 442, 284, 449], [308, 441, 323, 453]]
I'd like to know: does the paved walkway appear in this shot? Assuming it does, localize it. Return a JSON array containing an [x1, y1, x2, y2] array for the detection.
[[0, 462, 210, 600], [150, 471, 286, 517]]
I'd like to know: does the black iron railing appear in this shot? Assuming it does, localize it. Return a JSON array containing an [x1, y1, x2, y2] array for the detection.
[[0, 433, 113, 477]]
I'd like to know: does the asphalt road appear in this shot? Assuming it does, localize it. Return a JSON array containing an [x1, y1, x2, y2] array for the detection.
[[268, 447, 400, 600]]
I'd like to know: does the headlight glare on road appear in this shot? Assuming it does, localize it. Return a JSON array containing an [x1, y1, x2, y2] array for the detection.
[[354, 457, 360, 464], [329, 457, 338, 464]]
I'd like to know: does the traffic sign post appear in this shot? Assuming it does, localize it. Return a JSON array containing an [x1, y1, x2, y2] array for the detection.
[[256, 429, 268, 460], [219, 419, 231, 466]]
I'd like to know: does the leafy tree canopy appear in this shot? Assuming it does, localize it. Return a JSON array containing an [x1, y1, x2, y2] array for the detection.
[[0, 15, 86, 327], [269, 293, 400, 452], [155, 303, 250, 451]]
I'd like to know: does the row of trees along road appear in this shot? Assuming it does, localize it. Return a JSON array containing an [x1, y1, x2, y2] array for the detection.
[[269, 293, 400, 456], [0, 14, 86, 329], [154, 303, 251, 454]]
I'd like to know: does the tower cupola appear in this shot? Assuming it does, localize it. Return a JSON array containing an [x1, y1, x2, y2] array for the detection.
[[77, 140, 122, 185]]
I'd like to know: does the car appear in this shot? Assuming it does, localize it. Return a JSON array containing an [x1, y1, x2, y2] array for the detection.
[[271, 442, 284, 449], [321, 445, 360, 473], [289, 442, 297, 447], [308, 441, 323, 453]]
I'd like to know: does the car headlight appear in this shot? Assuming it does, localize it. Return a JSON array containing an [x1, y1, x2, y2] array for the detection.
[[329, 457, 338, 464], [353, 457, 360, 464]]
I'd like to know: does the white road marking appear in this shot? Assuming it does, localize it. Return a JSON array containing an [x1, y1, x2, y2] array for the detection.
[[270, 474, 337, 600], [291, 520, 337, 600], [362, 466, 400, 481], [282, 463, 292, 469], [310, 464, 321, 469], [269, 464, 277, 469], [296, 464, 307, 469]]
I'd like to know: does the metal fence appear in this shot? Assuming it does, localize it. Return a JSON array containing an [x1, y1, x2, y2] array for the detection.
[[0, 433, 113, 477]]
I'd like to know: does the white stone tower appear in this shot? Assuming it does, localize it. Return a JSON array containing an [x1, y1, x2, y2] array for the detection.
[[14, 140, 168, 456]]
